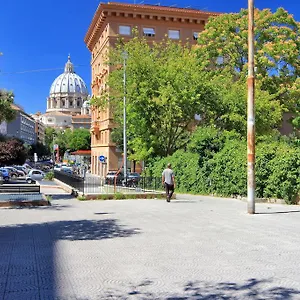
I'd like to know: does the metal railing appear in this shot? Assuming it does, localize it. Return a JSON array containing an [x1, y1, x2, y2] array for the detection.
[[54, 170, 84, 193], [54, 171, 163, 195]]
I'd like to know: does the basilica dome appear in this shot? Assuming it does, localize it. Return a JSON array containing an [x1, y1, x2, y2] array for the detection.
[[49, 55, 88, 96], [46, 55, 89, 116]]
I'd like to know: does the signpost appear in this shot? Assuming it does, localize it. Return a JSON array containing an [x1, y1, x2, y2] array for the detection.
[[99, 155, 105, 163]]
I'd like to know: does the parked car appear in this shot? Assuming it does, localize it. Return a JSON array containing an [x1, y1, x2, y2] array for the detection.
[[3, 167, 18, 178], [122, 172, 141, 187], [26, 169, 45, 184], [5, 166, 25, 177], [0, 168, 10, 183], [105, 171, 124, 185], [14, 165, 29, 175]]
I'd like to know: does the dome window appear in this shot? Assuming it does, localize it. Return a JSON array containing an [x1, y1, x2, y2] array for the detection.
[[77, 101, 80, 107]]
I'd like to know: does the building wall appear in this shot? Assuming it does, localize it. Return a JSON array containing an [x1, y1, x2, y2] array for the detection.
[[6, 111, 36, 144], [85, 3, 219, 175], [35, 121, 45, 144]]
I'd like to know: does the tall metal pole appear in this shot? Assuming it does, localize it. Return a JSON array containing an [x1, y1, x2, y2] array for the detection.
[[247, 0, 255, 214], [122, 51, 128, 182]]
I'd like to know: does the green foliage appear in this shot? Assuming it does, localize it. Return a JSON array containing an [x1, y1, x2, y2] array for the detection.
[[196, 7, 300, 132], [45, 171, 54, 181], [68, 128, 91, 151], [0, 138, 27, 166], [114, 192, 126, 200], [261, 145, 300, 204], [77, 195, 87, 201], [0, 89, 16, 123], [208, 140, 247, 197], [148, 127, 300, 204], [101, 37, 218, 160], [45, 128, 91, 157], [202, 77, 283, 135], [29, 142, 50, 159]]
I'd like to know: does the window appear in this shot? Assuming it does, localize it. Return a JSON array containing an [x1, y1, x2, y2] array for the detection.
[[119, 25, 131, 36], [77, 100, 80, 107], [70, 101, 73, 107], [193, 32, 200, 40], [168, 30, 180, 39], [143, 27, 155, 37]]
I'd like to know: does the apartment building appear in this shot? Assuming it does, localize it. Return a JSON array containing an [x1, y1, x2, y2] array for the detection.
[[84, 2, 219, 176]]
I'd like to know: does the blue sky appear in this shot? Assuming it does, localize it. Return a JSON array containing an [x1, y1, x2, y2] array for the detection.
[[0, 0, 299, 114]]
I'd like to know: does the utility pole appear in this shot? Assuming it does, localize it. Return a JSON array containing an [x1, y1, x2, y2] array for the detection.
[[247, 0, 255, 214], [122, 51, 128, 183]]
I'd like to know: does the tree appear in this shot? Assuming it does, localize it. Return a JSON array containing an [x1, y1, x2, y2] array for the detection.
[[93, 36, 217, 160], [196, 7, 300, 116], [198, 75, 283, 135], [29, 142, 51, 159], [45, 127, 91, 159], [0, 138, 27, 166], [0, 89, 16, 123], [68, 128, 91, 151]]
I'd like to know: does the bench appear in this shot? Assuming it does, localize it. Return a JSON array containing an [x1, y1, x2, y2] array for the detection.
[[0, 184, 40, 194]]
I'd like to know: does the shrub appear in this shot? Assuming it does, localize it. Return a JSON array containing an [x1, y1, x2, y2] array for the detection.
[[208, 139, 247, 197], [45, 171, 54, 181], [114, 192, 126, 200], [263, 147, 300, 204], [77, 195, 87, 201]]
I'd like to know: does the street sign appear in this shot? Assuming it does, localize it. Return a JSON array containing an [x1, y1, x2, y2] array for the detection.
[[99, 155, 105, 163], [34, 153, 38, 163], [53, 144, 58, 150]]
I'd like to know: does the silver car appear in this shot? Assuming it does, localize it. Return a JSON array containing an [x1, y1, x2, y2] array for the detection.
[[26, 169, 45, 184]]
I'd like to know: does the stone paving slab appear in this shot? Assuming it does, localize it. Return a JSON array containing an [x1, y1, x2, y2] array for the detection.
[[1, 195, 300, 299]]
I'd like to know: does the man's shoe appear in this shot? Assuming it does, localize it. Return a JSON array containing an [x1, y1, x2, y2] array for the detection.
[[166, 197, 170, 202]]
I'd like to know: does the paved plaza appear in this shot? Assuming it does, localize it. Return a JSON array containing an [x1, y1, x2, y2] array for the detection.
[[1, 190, 300, 299]]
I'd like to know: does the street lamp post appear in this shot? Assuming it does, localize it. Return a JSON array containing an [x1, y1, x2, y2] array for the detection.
[[247, 0, 255, 214], [122, 51, 128, 183]]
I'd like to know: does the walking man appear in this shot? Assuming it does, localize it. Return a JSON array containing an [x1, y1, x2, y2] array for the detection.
[[162, 163, 175, 202]]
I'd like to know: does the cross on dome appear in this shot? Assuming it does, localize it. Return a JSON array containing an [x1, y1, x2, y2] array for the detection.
[[64, 54, 74, 73]]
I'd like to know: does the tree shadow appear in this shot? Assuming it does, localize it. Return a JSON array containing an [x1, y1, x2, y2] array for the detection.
[[102, 278, 300, 299], [0, 219, 140, 299]]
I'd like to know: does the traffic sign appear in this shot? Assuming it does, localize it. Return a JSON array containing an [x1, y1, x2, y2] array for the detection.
[[99, 155, 105, 162]]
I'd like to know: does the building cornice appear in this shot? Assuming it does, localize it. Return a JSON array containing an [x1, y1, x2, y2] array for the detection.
[[84, 2, 221, 51]]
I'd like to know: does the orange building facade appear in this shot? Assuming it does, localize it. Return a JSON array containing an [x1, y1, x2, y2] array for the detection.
[[84, 2, 219, 176]]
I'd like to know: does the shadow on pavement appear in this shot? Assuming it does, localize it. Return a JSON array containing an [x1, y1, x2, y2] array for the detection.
[[256, 210, 300, 215], [102, 278, 300, 299], [0, 219, 140, 299]]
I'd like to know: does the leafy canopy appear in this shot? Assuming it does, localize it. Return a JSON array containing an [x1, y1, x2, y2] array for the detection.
[[94, 36, 217, 160], [0, 89, 16, 123]]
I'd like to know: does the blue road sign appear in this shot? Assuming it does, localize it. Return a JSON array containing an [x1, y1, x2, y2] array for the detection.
[[99, 155, 105, 162]]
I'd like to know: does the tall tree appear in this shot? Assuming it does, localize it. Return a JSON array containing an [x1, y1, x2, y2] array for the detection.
[[0, 89, 16, 123], [196, 7, 300, 114], [68, 128, 91, 151], [93, 37, 217, 160], [0, 138, 27, 166]]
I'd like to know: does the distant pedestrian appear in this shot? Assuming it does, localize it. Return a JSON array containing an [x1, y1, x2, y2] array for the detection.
[[162, 163, 175, 202]]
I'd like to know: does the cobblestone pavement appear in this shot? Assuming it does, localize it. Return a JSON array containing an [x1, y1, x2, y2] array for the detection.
[[1, 194, 300, 299]]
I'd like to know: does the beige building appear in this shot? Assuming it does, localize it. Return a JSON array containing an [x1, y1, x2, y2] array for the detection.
[[31, 113, 46, 145], [84, 2, 219, 176]]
